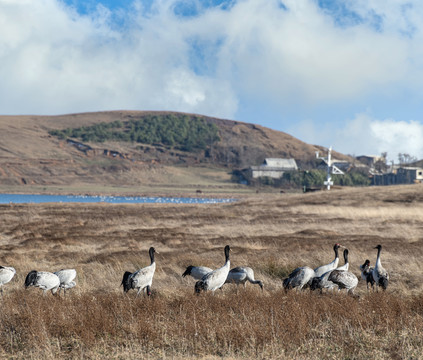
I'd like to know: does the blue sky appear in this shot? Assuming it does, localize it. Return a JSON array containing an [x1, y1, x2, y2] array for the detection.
[[1, 0, 423, 161]]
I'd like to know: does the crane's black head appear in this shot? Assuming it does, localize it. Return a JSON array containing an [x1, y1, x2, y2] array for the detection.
[[362, 259, 370, 267], [195, 280, 205, 294], [343, 248, 349, 260], [374, 244, 382, 250], [149, 247, 156, 263], [182, 265, 193, 277], [121, 271, 133, 293], [310, 277, 321, 291], [24, 270, 37, 288], [334, 243, 342, 250], [257, 280, 264, 291], [224, 245, 230, 260]]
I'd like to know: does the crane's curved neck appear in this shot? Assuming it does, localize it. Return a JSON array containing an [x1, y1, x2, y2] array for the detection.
[[224, 246, 230, 264], [149, 249, 155, 264], [334, 246, 339, 260], [376, 247, 382, 267]]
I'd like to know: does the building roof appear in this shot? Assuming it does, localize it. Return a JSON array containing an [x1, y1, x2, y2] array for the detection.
[[263, 158, 298, 170]]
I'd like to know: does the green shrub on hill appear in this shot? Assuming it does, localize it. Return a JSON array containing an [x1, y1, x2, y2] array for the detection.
[[49, 114, 220, 152]]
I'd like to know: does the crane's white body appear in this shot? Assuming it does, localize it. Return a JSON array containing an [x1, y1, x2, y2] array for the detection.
[[54, 269, 77, 294], [196, 245, 230, 293], [328, 270, 359, 294], [25, 271, 60, 295], [0, 266, 16, 294], [225, 266, 263, 290], [283, 266, 315, 290], [130, 262, 156, 295], [182, 266, 213, 280]]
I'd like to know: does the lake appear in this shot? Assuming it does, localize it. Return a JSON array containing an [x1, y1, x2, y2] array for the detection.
[[0, 193, 236, 205]]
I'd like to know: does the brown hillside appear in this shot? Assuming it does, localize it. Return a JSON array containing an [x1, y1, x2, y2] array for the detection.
[[0, 111, 350, 191]]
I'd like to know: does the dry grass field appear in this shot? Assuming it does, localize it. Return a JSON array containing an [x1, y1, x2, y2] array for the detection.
[[1, 185, 423, 359]]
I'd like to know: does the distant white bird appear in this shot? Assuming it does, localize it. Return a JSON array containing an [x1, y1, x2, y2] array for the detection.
[[121, 247, 157, 296], [24, 270, 60, 295], [0, 266, 16, 295], [195, 245, 230, 293], [225, 266, 264, 291], [54, 269, 77, 295], [182, 265, 213, 280], [359, 259, 375, 291], [283, 266, 315, 291], [372, 244, 389, 291], [314, 243, 342, 278], [328, 270, 359, 295]]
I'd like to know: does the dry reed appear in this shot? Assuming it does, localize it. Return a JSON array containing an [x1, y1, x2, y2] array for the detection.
[[1, 185, 423, 358]]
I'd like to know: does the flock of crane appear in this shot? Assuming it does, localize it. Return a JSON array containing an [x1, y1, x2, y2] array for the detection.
[[0, 243, 389, 297]]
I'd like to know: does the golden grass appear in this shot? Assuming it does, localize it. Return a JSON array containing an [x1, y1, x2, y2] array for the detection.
[[1, 184, 423, 358]]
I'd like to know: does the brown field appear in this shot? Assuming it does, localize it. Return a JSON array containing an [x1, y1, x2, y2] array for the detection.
[[1, 185, 423, 359]]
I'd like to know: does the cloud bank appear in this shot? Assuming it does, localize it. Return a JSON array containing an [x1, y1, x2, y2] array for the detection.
[[1, 0, 423, 158], [295, 113, 423, 161]]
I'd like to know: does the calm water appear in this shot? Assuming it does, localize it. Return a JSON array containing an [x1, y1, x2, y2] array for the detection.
[[0, 194, 235, 205]]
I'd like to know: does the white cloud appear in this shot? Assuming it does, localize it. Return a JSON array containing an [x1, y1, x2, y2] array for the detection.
[[1, 0, 422, 114], [0, 0, 238, 116], [293, 113, 423, 161], [1, 0, 423, 161]]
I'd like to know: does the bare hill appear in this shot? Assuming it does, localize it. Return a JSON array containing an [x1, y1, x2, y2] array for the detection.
[[0, 111, 351, 191]]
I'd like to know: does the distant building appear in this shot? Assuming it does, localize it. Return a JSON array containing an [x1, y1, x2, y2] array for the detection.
[[356, 155, 385, 167], [250, 158, 298, 179], [372, 167, 423, 185]]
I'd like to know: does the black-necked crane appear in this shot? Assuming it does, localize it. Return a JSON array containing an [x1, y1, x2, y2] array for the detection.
[[311, 248, 350, 292], [0, 266, 16, 296], [24, 270, 60, 295], [283, 266, 315, 291], [195, 245, 230, 294], [54, 269, 77, 295], [225, 266, 263, 291], [121, 247, 156, 296], [372, 244, 389, 291], [182, 265, 212, 280], [359, 259, 375, 291], [328, 270, 359, 295], [313, 243, 342, 278]]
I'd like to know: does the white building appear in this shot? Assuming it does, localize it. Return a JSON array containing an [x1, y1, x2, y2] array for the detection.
[[250, 158, 298, 179]]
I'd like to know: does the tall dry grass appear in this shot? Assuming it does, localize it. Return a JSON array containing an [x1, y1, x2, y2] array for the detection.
[[1, 290, 422, 359], [1, 184, 423, 358]]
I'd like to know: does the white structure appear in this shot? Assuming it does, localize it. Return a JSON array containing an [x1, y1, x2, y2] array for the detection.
[[250, 158, 298, 179], [316, 147, 344, 190]]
